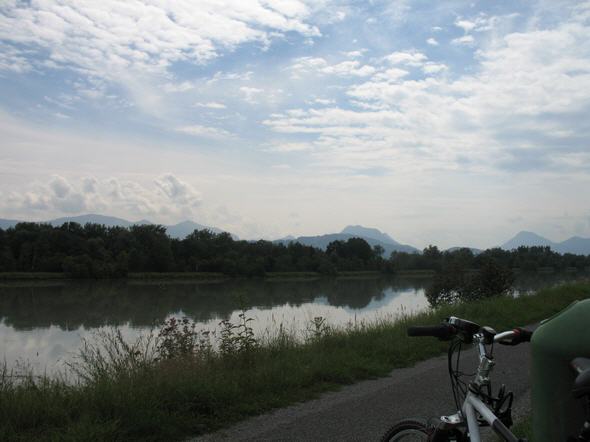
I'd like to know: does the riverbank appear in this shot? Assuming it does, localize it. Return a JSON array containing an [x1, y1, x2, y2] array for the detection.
[[0, 269, 435, 282], [2, 282, 589, 441]]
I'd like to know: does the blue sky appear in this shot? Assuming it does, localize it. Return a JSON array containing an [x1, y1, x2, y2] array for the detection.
[[0, 0, 589, 249]]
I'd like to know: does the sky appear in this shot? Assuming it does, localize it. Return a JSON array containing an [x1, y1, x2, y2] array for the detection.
[[0, 0, 589, 249]]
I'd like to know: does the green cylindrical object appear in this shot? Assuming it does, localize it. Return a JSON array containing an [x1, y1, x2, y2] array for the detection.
[[531, 299, 590, 441]]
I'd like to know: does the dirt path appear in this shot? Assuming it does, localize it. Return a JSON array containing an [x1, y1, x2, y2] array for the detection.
[[191, 338, 532, 441]]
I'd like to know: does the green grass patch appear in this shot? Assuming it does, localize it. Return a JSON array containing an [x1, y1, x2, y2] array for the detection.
[[0, 272, 68, 281], [1, 282, 589, 441]]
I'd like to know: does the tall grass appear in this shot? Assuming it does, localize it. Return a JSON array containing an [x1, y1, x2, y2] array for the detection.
[[1, 282, 589, 441]]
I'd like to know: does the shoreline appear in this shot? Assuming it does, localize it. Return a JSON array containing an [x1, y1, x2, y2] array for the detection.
[[0, 269, 436, 282]]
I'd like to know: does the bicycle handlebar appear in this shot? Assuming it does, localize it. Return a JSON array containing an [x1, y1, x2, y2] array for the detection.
[[495, 327, 533, 346], [407, 324, 456, 340], [407, 317, 533, 345]]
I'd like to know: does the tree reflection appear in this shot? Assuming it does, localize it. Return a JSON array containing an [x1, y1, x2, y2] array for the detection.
[[0, 276, 431, 330]]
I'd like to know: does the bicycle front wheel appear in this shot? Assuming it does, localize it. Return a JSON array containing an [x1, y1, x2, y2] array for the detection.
[[380, 419, 429, 442]]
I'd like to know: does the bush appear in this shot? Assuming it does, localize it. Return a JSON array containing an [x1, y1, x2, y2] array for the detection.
[[426, 259, 514, 306]]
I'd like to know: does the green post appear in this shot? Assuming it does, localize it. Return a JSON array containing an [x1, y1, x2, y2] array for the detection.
[[531, 299, 590, 441]]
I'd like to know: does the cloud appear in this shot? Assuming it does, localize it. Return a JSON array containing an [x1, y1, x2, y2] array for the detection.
[[426, 38, 439, 46], [155, 174, 202, 207], [454, 18, 477, 32], [451, 35, 475, 46], [82, 177, 98, 194], [49, 176, 73, 199], [289, 57, 376, 77], [193, 102, 227, 109], [263, 11, 590, 175], [14, 175, 90, 214], [383, 51, 427, 66], [422, 62, 448, 74], [175, 124, 234, 138], [267, 142, 313, 152], [342, 49, 367, 58], [163, 81, 195, 93], [1, 174, 205, 222], [240, 86, 264, 103], [0, 1, 321, 81]]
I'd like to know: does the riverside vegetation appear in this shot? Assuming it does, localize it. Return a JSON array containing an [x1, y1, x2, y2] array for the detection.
[[1, 222, 589, 278], [2, 281, 590, 441]]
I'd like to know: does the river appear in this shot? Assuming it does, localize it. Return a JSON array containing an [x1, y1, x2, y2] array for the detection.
[[0, 272, 582, 375]]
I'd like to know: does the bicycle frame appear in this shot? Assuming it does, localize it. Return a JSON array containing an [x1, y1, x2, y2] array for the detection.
[[434, 327, 521, 442], [435, 392, 518, 442]]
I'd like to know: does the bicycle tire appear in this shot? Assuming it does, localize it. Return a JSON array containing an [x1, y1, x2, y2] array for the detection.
[[380, 419, 430, 442]]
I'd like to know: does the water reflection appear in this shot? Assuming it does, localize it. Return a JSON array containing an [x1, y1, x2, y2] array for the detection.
[[0, 276, 430, 330], [0, 272, 585, 375]]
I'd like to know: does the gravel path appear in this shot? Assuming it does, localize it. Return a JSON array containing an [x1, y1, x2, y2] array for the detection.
[[191, 336, 533, 442]]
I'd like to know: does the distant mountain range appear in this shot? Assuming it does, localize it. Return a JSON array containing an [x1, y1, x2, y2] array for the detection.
[[2, 215, 590, 255], [275, 225, 419, 256], [0, 214, 237, 240], [501, 231, 590, 255]]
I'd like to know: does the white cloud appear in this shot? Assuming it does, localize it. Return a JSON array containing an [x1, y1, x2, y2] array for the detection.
[[240, 86, 264, 103], [289, 56, 376, 77], [455, 18, 477, 32], [383, 51, 427, 66], [454, 14, 500, 33], [175, 124, 234, 139], [312, 98, 335, 105], [264, 13, 590, 176], [342, 49, 367, 58], [163, 81, 195, 93], [371, 68, 409, 82], [422, 62, 448, 74], [267, 142, 313, 152], [0, 0, 323, 113], [206, 71, 254, 85], [193, 102, 227, 109], [426, 38, 439, 46], [451, 35, 475, 46], [49, 176, 73, 199], [1, 174, 206, 221], [155, 174, 202, 207]]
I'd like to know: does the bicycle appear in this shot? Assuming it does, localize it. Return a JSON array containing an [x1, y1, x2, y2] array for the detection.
[[380, 316, 533, 442], [381, 316, 590, 441]]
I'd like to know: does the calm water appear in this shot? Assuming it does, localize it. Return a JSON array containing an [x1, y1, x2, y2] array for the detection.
[[0, 273, 583, 375]]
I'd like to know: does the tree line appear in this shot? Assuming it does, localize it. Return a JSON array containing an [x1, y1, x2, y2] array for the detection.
[[391, 244, 590, 273], [0, 222, 588, 278], [0, 223, 388, 278]]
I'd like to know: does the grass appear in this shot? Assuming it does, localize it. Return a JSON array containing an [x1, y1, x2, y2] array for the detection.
[[0, 272, 67, 281], [1, 282, 590, 441]]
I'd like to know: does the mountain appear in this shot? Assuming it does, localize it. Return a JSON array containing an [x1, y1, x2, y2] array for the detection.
[[0, 218, 20, 230], [554, 236, 590, 255], [501, 231, 554, 250], [341, 225, 399, 245], [165, 220, 239, 240], [0, 214, 236, 240], [276, 226, 419, 256], [48, 214, 135, 227], [501, 231, 590, 255]]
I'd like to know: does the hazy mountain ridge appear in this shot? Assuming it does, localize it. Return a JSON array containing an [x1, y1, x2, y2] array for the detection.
[[0, 214, 235, 240], [275, 225, 419, 256], [501, 230, 590, 255]]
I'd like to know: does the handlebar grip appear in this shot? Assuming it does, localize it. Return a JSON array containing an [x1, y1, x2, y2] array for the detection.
[[498, 327, 533, 346], [515, 327, 533, 343], [407, 324, 456, 340]]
